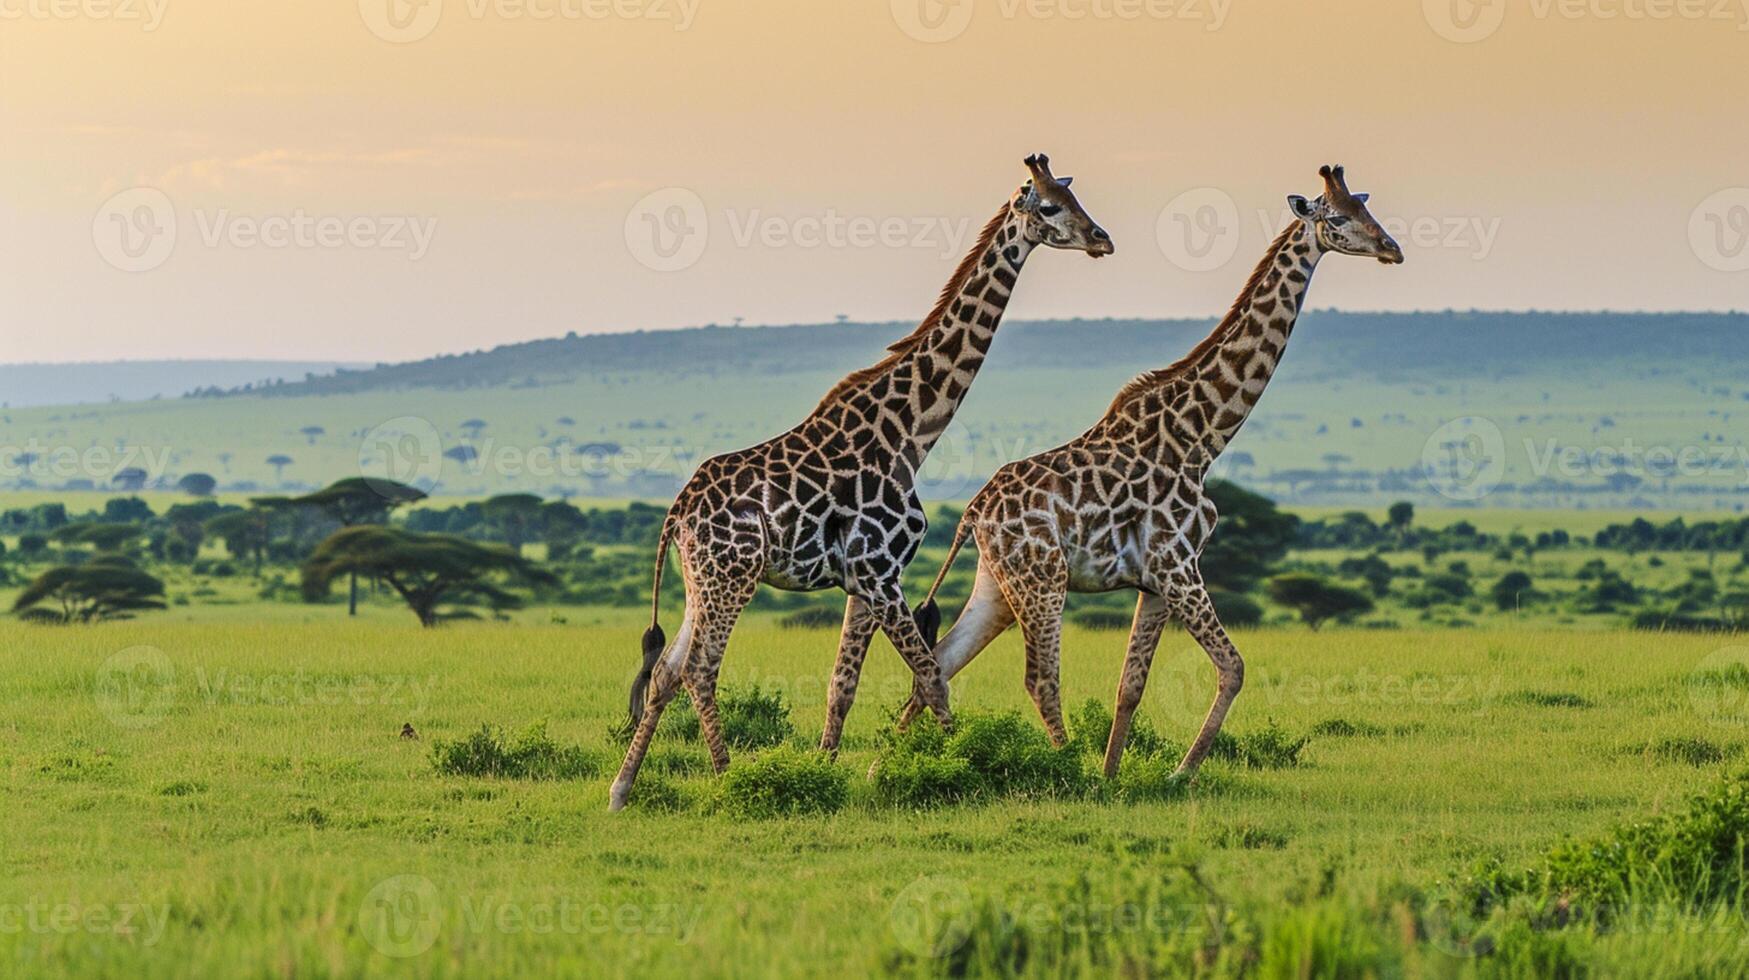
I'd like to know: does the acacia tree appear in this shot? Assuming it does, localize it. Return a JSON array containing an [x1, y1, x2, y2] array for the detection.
[[177, 473, 217, 497], [266, 455, 294, 483], [1266, 573, 1375, 630], [300, 526, 554, 627], [50, 522, 143, 554], [204, 497, 289, 574], [293, 478, 428, 615], [13, 558, 166, 624], [481, 493, 544, 555]]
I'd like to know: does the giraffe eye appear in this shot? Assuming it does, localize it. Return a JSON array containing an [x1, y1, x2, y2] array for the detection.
[[1326, 215, 1350, 227], [1038, 204, 1062, 217]]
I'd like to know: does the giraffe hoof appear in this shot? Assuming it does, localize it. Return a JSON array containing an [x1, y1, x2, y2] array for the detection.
[[608, 781, 631, 812]]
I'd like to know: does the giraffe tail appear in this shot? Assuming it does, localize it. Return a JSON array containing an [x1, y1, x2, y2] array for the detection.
[[914, 512, 973, 650], [628, 515, 678, 724]]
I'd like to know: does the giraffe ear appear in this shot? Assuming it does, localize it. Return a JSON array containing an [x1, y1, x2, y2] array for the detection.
[[1351, 192, 1369, 204], [1287, 195, 1318, 220], [1056, 175, 1073, 188]]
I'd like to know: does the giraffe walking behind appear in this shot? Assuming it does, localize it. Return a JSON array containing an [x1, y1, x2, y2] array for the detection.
[[609, 155, 1114, 810], [902, 165, 1403, 780]]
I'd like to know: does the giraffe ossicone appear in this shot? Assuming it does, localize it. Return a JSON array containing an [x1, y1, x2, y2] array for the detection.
[[608, 154, 1113, 811], [902, 164, 1402, 781]]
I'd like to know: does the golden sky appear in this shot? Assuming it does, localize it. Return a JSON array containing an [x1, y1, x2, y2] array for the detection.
[[2, 0, 1746, 362]]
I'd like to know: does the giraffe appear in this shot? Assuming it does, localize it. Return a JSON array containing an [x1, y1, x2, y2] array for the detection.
[[900, 165, 1402, 779], [609, 154, 1113, 810]]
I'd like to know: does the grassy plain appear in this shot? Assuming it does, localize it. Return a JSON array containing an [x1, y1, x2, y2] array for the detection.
[[5, 619, 1749, 977]]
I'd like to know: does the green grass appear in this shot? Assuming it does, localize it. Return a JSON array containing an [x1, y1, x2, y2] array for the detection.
[[6, 620, 1749, 976]]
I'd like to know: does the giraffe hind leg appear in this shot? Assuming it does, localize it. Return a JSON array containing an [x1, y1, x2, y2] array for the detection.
[[897, 559, 1015, 730]]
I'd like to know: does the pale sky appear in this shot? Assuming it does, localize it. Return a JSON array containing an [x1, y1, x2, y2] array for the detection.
[[3, 0, 1746, 363]]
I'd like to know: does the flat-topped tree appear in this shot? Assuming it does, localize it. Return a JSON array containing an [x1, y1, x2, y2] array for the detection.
[[300, 527, 555, 627], [481, 494, 544, 555], [177, 473, 217, 497], [50, 522, 143, 554], [13, 557, 165, 624], [294, 478, 429, 615]]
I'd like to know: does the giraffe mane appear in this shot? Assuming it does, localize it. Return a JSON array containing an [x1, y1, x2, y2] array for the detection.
[[810, 203, 1013, 411], [1104, 221, 1302, 414]]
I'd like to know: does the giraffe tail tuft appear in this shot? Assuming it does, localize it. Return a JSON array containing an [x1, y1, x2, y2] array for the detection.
[[628, 515, 678, 724], [628, 623, 665, 723], [913, 600, 941, 650]]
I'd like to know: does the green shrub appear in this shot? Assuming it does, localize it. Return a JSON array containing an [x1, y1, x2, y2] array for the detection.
[[430, 722, 601, 780], [1503, 690, 1593, 709], [1311, 717, 1387, 738], [870, 713, 1092, 807], [1067, 698, 1172, 760], [608, 684, 794, 749], [718, 746, 848, 818], [1114, 756, 1190, 803], [1211, 722, 1308, 769], [1647, 737, 1728, 766]]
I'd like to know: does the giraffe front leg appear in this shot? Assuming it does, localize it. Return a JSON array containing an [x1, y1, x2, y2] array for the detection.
[[867, 585, 953, 732], [896, 562, 1015, 730], [820, 594, 877, 756], [1169, 577, 1244, 778], [1103, 591, 1173, 778]]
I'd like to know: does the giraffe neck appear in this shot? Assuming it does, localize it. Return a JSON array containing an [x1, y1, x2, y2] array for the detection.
[[1107, 220, 1324, 469], [815, 203, 1033, 469]]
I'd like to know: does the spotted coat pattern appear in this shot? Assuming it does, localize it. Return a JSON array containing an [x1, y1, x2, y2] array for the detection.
[[903, 166, 1402, 781], [608, 156, 1113, 810]]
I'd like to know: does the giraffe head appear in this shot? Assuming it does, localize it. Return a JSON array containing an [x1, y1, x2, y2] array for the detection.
[[1015, 153, 1114, 257], [1288, 165, 1404, 265]]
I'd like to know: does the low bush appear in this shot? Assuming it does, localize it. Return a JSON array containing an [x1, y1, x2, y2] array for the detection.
[[608, 684, 795, 749], [718, 747, 848, 818], [431, 722, 601, 780], [870, 713, 1091, 807]]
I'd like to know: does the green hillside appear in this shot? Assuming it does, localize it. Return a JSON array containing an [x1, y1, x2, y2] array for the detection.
[[4, 312, 1746, 511]]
